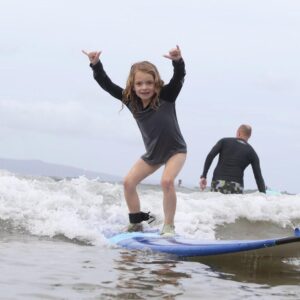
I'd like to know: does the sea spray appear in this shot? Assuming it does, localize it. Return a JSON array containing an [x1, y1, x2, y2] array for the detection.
[[0, 170, 299, 245]]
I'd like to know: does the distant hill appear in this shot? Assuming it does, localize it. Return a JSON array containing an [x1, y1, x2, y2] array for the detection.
[[0, 158, 122, 182]]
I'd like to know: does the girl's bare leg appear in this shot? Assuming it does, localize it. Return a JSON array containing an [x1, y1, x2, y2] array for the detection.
[[123, 159, 161, 213], [161, 153, 186, 225]]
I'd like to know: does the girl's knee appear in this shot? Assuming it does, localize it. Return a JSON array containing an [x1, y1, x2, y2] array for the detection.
[[123, 176, 137, 191], [161, 177, 175, 191]]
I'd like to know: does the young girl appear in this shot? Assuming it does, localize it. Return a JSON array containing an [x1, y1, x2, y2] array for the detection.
[[82, 46, 187, 236]]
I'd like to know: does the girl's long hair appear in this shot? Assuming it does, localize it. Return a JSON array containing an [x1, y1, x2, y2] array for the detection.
[[122, 61, 164, 113]]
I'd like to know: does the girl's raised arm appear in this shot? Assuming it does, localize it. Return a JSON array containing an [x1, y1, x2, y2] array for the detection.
[[160, 45, 186, 102], [83, 49, 123, 101]]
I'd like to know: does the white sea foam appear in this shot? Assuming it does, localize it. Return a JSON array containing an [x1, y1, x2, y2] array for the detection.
[[0, 170, 299, 245]]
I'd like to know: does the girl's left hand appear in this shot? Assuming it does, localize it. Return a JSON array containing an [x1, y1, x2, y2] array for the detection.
[[163, 45, 182, 61]]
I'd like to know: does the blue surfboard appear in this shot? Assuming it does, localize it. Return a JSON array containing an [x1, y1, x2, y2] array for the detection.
[[108, 228, 300, 257]]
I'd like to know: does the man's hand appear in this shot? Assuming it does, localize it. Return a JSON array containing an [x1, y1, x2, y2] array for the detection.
[[200, 177, 207, 191]]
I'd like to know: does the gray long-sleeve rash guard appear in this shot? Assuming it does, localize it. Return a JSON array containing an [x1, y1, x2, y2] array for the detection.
[[90, 59, 187, 165]]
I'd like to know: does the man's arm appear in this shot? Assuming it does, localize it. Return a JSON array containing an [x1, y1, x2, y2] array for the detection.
[[200, 140, 223, 190], [251, 151, 266, 193]]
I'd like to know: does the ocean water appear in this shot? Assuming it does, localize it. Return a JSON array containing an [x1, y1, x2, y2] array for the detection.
[[1, 170, 300, 299]]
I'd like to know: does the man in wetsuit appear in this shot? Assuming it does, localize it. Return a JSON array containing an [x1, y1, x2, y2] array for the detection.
[[199, 124, 266, 194]]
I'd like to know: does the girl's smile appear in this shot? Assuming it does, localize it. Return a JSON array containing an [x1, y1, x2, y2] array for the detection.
[[133, 71, 155, 105]]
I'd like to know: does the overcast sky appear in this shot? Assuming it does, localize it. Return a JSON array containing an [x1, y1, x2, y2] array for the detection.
[[1, 0, 299, 193]]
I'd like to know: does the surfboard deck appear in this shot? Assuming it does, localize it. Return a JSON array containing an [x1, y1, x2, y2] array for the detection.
[[108, 228, 300, 258]]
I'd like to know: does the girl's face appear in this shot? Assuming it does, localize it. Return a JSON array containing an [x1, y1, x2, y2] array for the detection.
[[133, 71, 155, 103]]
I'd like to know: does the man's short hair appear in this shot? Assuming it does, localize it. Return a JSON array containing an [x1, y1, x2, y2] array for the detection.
[[238, 124, 252, 138]]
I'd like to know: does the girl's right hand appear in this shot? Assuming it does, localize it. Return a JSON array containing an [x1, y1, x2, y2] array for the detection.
[[82, 50, 102, 65]]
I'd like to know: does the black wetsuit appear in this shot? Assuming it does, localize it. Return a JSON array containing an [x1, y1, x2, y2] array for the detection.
[[90, 59, 187, 165], [201, 138, 266, 193]]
